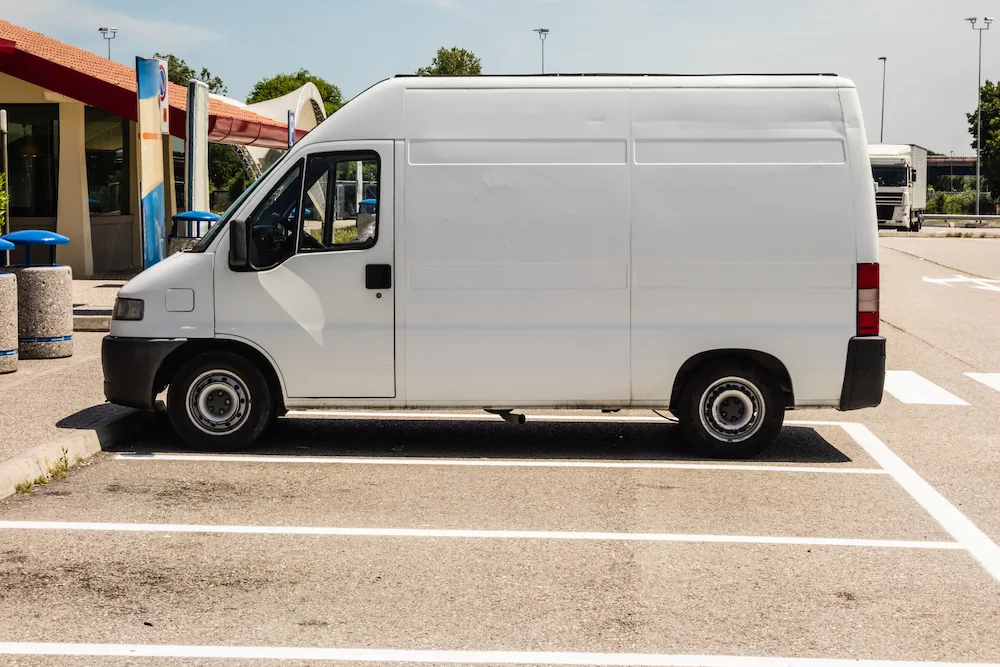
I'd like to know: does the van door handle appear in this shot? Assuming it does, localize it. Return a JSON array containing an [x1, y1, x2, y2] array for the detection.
[[366, 264, 392, 290]]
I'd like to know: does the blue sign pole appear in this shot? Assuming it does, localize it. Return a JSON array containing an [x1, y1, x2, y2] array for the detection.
[[136, 57, 168, 269]]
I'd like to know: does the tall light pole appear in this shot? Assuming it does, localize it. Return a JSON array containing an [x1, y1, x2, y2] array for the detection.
[[98, 26, 119, 60], [968, 17, 993, 219], [878, 57, 887, 143], [533, 28, 550, 74], [951, 150, 955, 190]]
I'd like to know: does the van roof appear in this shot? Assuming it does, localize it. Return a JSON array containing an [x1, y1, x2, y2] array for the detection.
[[294, 73, 856, 145], [395, 73, 842, 79]]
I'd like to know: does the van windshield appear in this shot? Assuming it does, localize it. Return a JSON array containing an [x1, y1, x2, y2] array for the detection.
[[872, 165, 907, 187], [189, 155, 288, 253]]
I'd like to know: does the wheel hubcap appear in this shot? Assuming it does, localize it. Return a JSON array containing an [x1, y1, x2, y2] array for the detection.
[[186, 370, 251, 435], [699, 377, 765, 443]]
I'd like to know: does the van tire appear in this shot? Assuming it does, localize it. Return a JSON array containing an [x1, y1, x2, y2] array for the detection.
[[166, 352, 274, 451], [677, 361, 784, 459]]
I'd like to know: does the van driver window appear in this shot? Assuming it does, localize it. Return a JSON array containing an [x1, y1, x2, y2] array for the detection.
[[299, 152, 380, 252], [248, 162, 303, 270]]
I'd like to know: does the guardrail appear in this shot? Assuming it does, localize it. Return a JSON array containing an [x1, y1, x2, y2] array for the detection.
[[921, 214, 1000, 228]]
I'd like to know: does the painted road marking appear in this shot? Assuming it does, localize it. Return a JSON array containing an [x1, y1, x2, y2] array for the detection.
[[0, 521, 960, 550], [115, 453, 886, 475], [842, 423, 1000, 583], [923, 274, 1000, 292], [965, 372, 1000, 393], [883, 371, 969, 405], [0, 643, 997, 665]]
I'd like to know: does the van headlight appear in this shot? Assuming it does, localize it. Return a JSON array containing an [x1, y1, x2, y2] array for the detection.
[[113, 298, 144, 321]]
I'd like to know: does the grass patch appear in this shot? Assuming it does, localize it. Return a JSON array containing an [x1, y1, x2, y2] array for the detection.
[[48, 449, 70, 480], [14, 481, 33, 494], [334, 227, 358, 245], [33, 475, 48, 486]]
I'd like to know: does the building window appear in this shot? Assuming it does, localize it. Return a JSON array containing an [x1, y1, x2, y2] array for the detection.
[[3, 104, 59, 218], [85, 107, 130, 215]]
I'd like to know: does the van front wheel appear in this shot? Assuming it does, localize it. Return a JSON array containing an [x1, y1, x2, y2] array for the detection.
[[167, 352, 274, 451], [677, 362, 784, 459]]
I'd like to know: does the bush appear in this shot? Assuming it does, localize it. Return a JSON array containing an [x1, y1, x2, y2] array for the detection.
[[0, 173, 7, 235]]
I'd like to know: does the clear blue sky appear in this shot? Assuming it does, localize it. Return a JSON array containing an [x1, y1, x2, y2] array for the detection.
[[3, 0, 997, 154]]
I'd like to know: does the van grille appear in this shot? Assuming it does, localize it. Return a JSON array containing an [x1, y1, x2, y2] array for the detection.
[[875, 193, 903, 205]]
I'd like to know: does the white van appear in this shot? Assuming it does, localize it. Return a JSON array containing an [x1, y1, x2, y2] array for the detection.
[[103, 74, 885, 458]]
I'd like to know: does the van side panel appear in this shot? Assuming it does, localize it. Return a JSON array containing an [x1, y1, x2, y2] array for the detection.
[[402, 88, 631, 403], [630, 88, 856, 406], [839, 87, 879, 266]]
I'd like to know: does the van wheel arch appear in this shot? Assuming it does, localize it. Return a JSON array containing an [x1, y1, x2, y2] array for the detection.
[[153, 340, 287, 416], [669, 350, 794, 412]]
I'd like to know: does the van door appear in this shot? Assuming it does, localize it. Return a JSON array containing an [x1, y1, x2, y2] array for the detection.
[[215, 141, 395, 399]]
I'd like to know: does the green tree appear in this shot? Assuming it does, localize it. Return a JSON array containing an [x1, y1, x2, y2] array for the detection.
[[967, 79, 1000, 196], [155, 53, 242, 196], [247, 70, 344, 117], [416, 47, 482, 76], [155, 53, 227, 95]]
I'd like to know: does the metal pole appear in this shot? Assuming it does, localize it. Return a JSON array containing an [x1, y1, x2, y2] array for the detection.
[[107, 38, 111, 60], [976, 28, 983, 219], [356, 161, 363, 215], [879, 57, 887, 143], [541, 38, 545, 74]]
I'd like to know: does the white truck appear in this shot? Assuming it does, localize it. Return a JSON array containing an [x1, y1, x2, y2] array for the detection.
[[869, 144, 928, 232], [102, 74, 885, 459]]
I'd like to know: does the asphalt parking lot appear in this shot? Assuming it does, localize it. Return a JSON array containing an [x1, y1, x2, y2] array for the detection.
[[2, 237, 1000, 666]]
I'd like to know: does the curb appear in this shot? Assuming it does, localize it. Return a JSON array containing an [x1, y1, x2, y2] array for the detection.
[[73, 314, 111, 332], [0, 407, 156, 500]]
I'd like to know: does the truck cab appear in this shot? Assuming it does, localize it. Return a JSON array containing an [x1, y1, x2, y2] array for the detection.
[[870, 144, 928, 232]]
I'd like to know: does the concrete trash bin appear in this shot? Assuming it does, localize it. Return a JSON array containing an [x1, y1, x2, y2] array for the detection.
[[169, 211, 220, 256], [0, 238, 16, 373], [0, 230, 73, 360], [356, 199, 377, 243]]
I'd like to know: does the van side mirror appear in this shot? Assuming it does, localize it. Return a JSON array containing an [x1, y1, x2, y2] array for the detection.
[[229, 219, 249, 271]]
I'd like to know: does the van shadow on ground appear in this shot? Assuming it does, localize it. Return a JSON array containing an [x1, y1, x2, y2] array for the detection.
[[110, 416, 854, 464]]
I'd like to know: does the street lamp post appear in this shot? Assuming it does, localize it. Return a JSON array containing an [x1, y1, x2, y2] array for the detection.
[[967, 17, 994, 219], [878, 57, 887, 143], [951, 151, 955, 191], [98, 26, 119, 60], [533, 28, 550, 74]]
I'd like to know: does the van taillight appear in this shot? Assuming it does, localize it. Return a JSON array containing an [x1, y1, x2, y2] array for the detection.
[[857, 263, 879, 336]]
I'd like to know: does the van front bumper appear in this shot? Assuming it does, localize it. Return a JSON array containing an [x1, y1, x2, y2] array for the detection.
[[838, 336, 886, 411], [103, 336, 186, 410]]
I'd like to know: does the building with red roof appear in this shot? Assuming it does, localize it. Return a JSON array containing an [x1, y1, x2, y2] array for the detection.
[[0, 20, 302, 275]]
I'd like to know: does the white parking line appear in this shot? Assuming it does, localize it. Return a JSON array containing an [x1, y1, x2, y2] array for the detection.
[[114, 453, 887, 475], [0, 520, 961, 550], [965, 372, 1000, 393], [0, 642, 997, 665], [841, 423, 1000, 583], [883, 371, 969, 405]]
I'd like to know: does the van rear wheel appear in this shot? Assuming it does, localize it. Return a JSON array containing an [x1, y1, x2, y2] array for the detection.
[[166, 352, 274, 451], [677, 361, 784, 459]]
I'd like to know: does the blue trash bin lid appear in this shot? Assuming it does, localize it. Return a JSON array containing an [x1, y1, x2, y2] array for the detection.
[[172, 211, 221, 223], [1, 230, 70, 245], [0, 239, 13, 251]]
